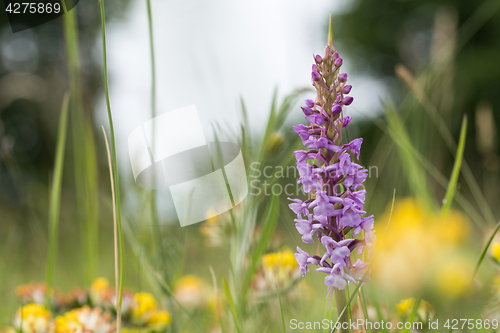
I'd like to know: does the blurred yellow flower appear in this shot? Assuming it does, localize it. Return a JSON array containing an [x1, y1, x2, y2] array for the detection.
[[91, 277, 110, 292], [90, 277, 113, 306], [200, 207, 228, 247], [373, 198, 471, 296], [174, 275, 208, 309], [253, 249, 300, 293], [262, 249, 298, 271], [148, 310, 172, 331], [438, 210, 468, 243], [16, 304, 50, 319], [435, 259, 470, 298], [53, 306, 114, 333], [396, 298, 433, 321], [492, 242, 500, 261], [132, 292, 157, 322], [396, 298, 415, 315], [13, 304, 51, 333]]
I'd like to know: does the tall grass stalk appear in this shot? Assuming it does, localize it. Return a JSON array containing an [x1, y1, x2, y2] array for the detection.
[[99, 0, 125, 317], [62, 0, 100, 284], [356, 106, 487, 229], [384, 102, 435, 209], [102, 126, 121, 332], [145, 0, 161, 250], [396, 65, 496, 225], [223, 277, 242, 333], [45, 92, 70, 308], [441, 115, 467, 218], [275, 285, 286, 333], [402, 298, 421, 333], [473, 220, 500, 279], [240, 193, 280, 305]]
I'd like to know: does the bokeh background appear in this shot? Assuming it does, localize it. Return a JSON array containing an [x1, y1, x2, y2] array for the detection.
[[1, 0, 500, 331]]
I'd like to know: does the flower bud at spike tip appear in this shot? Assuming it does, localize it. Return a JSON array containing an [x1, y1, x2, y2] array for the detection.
[[338, 73, 348, 83], [334, 57, 343, 67], [328, 14, 334, 47], [332, 52, 339, 61], [342, 96, 354, 106], [315, 54, 323, 63], [305, 99, 315, 108], [342, 85, 352, 94]]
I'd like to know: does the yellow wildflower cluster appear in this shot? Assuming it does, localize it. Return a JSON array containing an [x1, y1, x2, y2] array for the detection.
[[13, 304, 52, 333], [396, 298, 433, 321], [90, 278, 134, 315], [253, 248, 300, 293], [262, 248, 298, 272], [131, 292, 171, 330], [373, 198, 471, 298], [3, 279, 173, 333], [53, 306, 114, 333], [174, 275, 211, 309]]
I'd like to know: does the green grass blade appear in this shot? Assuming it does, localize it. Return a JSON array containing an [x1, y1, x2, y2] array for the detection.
[[396, 66, 496, 225], [359, 288, 372, 333], [402, 302, 419, 333], [241, 193, 280, 301], [384, 103, 435, 209], [275, 285, 286, 333], [402, 298, 420, 333], [223, 277, 243, 333], [441, 115, 467, 218], [473, 220, 500, 279], [256, 88, 278, 163], [99, 0, 125, 323], [384, 188, 396, 235], [63, 0, 100, 284], [45, 92, 70, 309], [356, 106, 488, 229], [240, 96, 250, 130], [145, 0, 163, 264]]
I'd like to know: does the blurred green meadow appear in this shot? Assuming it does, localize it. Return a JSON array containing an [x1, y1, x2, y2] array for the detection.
[[1, 0, 500, 332]]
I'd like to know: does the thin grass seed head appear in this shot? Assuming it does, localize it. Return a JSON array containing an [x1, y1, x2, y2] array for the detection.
[[289, 43, 375, 300]]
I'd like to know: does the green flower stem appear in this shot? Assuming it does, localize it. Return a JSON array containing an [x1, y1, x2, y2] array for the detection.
[[335, 288, 350, 333], [99, 0, 124, 325], [146, 0, 161, 251]]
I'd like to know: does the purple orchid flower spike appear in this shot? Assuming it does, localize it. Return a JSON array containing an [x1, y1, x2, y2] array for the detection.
[[288, 33, 375, 306]]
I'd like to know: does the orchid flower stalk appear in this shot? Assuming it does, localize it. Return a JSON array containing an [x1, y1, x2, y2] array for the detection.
[[289, 23, 376, 324]]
